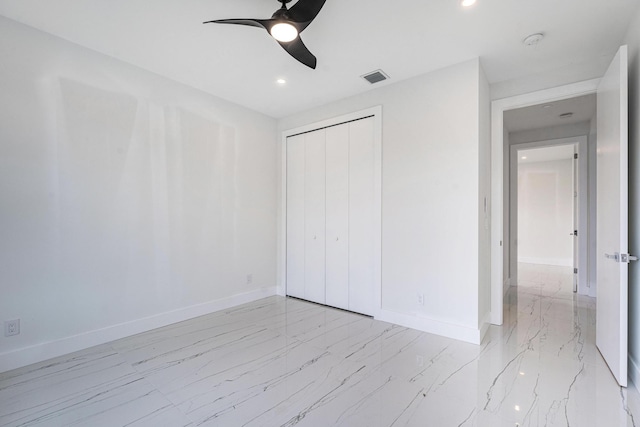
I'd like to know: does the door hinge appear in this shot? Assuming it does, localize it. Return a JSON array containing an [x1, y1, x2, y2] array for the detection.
[[574, 268, 578, 274], [574, 153, 578, 159], [621, 254, 639, 263]]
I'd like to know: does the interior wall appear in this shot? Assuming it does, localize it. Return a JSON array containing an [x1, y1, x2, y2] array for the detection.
[[517, 159, 574, 266], [502, 124, 511, 294], [0, 17, 278, 371], [509, 121, 591, 145], [478, 65, 492, 326], [490, 60, 609, 102], [279, 59, 487, 342], [624, 5, 640, 387]]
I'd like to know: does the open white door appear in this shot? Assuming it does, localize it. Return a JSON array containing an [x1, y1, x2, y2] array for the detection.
[[596, 45, 629, 387]]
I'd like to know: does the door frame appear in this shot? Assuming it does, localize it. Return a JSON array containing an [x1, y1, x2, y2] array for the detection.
[[509, 137, 589, 295], [490, 80, 599, 325], [277, 106, 383, 315]]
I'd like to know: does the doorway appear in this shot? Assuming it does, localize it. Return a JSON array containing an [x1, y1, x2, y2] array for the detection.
[[512, 141, 590, 299], [502, 95, 596, 300], [509, 138, 591, 298], [490, 82, 600, 326], [490, 46, 630, 387]]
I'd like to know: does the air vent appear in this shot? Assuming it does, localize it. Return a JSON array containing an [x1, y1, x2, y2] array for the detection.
[[361, 70, 389, 84], [559, 112, 574, 119]]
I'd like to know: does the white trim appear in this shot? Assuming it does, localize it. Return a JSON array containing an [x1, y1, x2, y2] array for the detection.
[[376, 310, 484, 345], [490, 79, 600, 325], [0, 287, 277, 374], [278, 106, 383, 316]]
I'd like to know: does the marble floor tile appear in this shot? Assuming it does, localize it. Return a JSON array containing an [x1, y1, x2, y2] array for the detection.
[[1, 263, 639, 426], [0, 344, 192, 427]]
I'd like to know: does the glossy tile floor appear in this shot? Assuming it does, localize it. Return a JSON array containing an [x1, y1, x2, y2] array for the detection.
[[2, 263, 640, 426]]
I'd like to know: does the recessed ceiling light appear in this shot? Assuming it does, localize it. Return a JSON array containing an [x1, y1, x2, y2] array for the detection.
[[542, 104, 553, 109], [276, 78, 287, 85], [461, 0, 477, 7], [521, 156, 527, 160], [523, 33, 544, 47]]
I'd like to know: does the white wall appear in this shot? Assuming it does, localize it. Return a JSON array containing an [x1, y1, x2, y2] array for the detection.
[[509, 121, 591, 145], [624, 5, 640, 387], [502, 124, 511, 294], [279, 59, 489, 343], [517, 159, 574, 266], [0, 17, 278, 372], [490, 58, 613, 101], [478, 66, 492, 327]]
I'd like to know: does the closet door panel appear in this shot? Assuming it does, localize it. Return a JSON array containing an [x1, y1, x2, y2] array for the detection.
[[286, 135, 305, 299], [348, 118, 375, 315], [325, 124, 349, 310], [304, 130, 326, 304]]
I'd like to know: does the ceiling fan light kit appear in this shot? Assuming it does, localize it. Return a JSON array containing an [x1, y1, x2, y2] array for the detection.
[[270, 23, 298, 42], [204, 0, 326, 69]]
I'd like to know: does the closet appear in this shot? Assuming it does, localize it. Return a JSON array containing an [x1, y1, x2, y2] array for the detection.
[[285, 116, 376, 316]]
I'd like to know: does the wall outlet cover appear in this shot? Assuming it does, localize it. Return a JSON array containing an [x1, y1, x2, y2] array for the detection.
[[5, 319, 20, 337]]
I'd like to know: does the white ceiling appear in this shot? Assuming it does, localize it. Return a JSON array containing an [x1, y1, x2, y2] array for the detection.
[[0, 0, 637, 118], [504, 93, 597, 132], [517, 144, 576, 164]]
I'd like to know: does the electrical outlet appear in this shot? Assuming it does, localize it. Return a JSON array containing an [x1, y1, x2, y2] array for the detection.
[[4, 319, 20, 337], [417, 293, 424, 306], [246, 274, 253, 285]]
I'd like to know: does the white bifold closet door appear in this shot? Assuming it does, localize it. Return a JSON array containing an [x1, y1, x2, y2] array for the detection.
[[347, 118, 375, 315], [325, 124, 350, 310], [286, 116, 375, 316], [304, 130, 326, 304]]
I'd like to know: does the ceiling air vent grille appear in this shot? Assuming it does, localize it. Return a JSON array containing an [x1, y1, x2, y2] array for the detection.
[[362, 70, 389, 84]]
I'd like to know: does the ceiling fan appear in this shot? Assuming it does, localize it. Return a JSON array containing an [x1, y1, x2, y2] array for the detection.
[[204, 0, 327, 69]]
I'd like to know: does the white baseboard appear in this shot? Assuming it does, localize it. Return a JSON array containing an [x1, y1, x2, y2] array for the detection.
[[0, 287, 277, 374], [376, 309, 483, 345], [629, 354, 640, 391], [518, 257, 573, 267]]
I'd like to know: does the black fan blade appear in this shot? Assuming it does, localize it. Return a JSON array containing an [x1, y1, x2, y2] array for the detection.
[[287, 0, 326, 30], [278, 37, 317, 69], [203, 18, 271, 30]]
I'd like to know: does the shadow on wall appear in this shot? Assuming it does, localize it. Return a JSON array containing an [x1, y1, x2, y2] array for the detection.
[[54, 79, 238, 308]]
